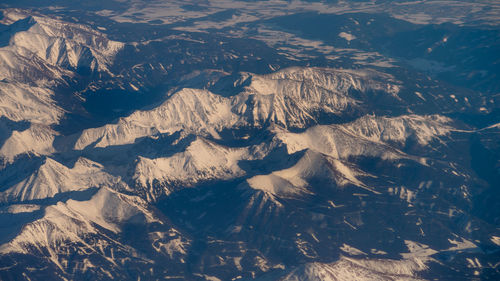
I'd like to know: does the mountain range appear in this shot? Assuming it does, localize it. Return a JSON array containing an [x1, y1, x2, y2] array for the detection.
[[0, 2, 499, 280]]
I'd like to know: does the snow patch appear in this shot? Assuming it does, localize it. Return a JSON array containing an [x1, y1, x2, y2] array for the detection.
[[339, 32, 356, 42], [340, 243, 367, 256]]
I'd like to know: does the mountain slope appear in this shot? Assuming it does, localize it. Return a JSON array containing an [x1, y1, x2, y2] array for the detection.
[[74, 67, 407, 150], [0, 157, 121, 202], [133, 137, 251, 201], [267, 256, 428, 281], [0, 9, 123, 75], [0, 18, 497, 279], [0, 187, 189, 280]]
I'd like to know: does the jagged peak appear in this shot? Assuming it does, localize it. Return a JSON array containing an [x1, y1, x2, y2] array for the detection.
[[74, 69, 441, 151], [248, 67, 400, 96], [1, 9, 124, 73], [244, 149, 374, 197], [345, 114, 453, 145], [0, 187, 158, 260], [0, 123, 58, 163], [133, 136, 248, 198], [0, 157, 119, 203], [273, 124, 404, 161], [74, 88, 238, 150]]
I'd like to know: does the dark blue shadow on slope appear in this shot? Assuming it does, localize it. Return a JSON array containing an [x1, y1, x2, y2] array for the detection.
[[0, 117, 30, 149], [0, 187, 98, 245], [0, 155, 44, 192], [0, 16, 35, 47]]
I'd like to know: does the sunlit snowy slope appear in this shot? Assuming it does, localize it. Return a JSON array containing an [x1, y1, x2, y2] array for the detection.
[[0, 2, 499, 280]]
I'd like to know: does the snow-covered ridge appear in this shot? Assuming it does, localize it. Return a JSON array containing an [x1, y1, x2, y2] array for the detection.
[[274, 123, 402, 161], [128, 113, 452, 199], [0, 80, 63, 162], [73, 104, 452, 203], [0, 123, 57, 163], [256, 67, 400, 96], [0, 157, 121, 202], [0, 9, 126, 164], [0, 9, 124, 132], [0, 9, 124, 75], [245, 150, 370, 197], [274, 256, 428, 281], [246, 114, 453, 200], [75, 67, 404, 150], [0, 187, 160, 260], [133, 137, 250, 200], [232, 67, 400, 127], [0, 81, 64, 124], [345, 114, 452, 146], [74, 88, 239, 150], [274, 114, 452, 160], [127, 114, 449, 199]]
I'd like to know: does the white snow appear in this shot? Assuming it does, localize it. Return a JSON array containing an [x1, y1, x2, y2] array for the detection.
[[75, 67, 403, 149], [414, 91, 426, 101], [75, 88, 238, 149], [245, 150, 376, 196], [491, 236, 500, 246], [340, 243, 367, 256], [279, 256, 428, 281], [401, 240, 438, 259], [345, 114, 452, 146], [0, 11, 128, 164], [0, 82, 64, 125], [0, 187, 158, 256], [0, 124, 57, 163], [5, 12, 124, 73], [273, 122, 404, 161], [4, 204, 41, 214], [0, 157, 121, 202], [446, 237, 478, 252], [134, 138, 249, 200], [338, 32, 356, 42], [371, 249, 388, 255]]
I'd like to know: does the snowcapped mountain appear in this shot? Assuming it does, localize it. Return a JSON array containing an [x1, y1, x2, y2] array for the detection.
[[2, 62, 498, 279], [74, 67, 407, 150], [343, 114, 453, 146], [0, 9, 123, 76], [0, 9, 125, 165], [75, 88, 238, 149], [133, 137, 251, 201], [0, 186, 190, 280], [0, 81, 63, 124], [0, 3, 499, 281], [230, 67, 399, 127], [243, 149, 368, 198], [0, 157, 120, 202], [263, 256, 428, 281], [0, 123, 57, 163]]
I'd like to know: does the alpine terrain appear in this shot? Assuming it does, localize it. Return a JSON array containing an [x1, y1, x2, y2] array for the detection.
[[0, 1, 499, 280]]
